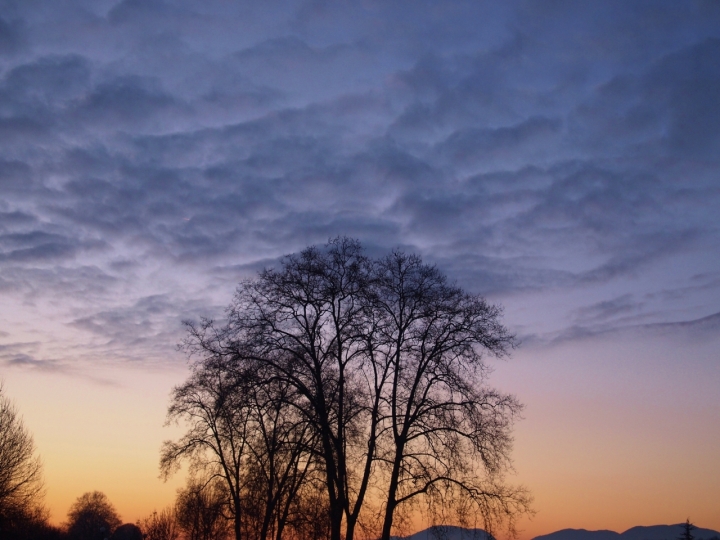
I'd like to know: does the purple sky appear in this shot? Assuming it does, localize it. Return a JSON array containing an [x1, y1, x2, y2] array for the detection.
[[1, 0, 719, 535]]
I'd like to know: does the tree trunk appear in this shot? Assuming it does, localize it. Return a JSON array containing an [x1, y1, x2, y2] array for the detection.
[[379, 464, 401, 540]]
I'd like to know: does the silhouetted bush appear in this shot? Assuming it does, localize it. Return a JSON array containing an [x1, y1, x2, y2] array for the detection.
[[110, 523, 143, 540], [138, 508, 179, 540], [66, 491, 122, 540]]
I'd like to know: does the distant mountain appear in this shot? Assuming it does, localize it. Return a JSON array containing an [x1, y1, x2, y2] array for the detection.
[[392, 525, 494, 540], [394, 524, 720, 540], [532, 529, 619, 540], [534, 525, 720, 540]]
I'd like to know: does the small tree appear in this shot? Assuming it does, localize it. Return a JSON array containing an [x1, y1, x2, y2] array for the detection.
[[139, 508, 178, 540], [679, 519, 695, 540], [0, 384, 46, 536], [175, 479, 230, 540], [66, 491, 122, 540]]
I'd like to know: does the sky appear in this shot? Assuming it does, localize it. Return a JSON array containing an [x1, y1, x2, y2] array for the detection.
[[1, 0, 719, 537]]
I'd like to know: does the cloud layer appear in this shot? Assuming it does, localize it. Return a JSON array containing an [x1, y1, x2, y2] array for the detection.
[[1, 0, 719, 371]]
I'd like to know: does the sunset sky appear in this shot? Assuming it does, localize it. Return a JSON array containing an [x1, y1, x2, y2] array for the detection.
[[1, 1, 719, 537]]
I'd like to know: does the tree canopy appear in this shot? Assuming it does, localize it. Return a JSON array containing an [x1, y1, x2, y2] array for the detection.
[[66, 491, 122, 540], [164, 238, 531, 540]]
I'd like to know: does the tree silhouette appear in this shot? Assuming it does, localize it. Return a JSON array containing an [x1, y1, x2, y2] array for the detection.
[[174, 479, 230, 540], [66, 491, 122, 540], [679, 519, 695, 540], [161, 346, 316, 540], [171, 238, 531, 540], [227, 237, 375, 540], [370, 251, 528, 540], [110, 523, 143, 540], [138, 508, 178, 540], [0, 384, 46, 537]]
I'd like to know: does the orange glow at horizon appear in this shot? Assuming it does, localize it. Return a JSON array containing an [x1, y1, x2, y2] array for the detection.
[[4, 327, 719, 538], [4, 365, 188, 526]]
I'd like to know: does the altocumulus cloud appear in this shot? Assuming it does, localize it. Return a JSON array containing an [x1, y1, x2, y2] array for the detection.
[[0, 0, 719, 371]]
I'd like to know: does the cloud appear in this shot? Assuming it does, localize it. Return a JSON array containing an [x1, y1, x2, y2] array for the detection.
[[0, 344, 120, 385], [645, 310, 720, 334], [1, 264, 117, 300], [2, 54, 91, 108], [546, 310, 720, 346], [0, 0, 719, 371], [653, 38, 720, 157], [572, 294, 640, 324], [436, 116, 563, 168], [74, 75, 181, 128], [0, 16, 26, 55]]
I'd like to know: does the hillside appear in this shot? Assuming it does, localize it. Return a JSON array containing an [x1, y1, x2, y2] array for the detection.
[[394, 524, 720, 540], [534, 525, 720, 540]]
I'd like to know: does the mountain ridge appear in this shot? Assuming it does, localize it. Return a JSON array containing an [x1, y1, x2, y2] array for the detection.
[[534, 525, 720, 540], [393, 524, 720, 540]]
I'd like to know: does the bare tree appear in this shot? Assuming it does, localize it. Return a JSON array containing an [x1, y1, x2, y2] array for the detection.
[[242, 375, 317, 540], [164, 326, 318, 540], [283, 479, 331, 540], [138, 508, 178, 540], [227, 238, 378, 540], [161, 345, 252, 540], [175, 479, 230, 540], [66, 491, 122, 540], [370, 251, 530, 540], [174, 238, 531, 540], [0, 384, 45, 535]]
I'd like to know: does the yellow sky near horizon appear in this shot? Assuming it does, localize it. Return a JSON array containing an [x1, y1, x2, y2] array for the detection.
[[3, 365, 188, 527], [4, 326, 719, 539]]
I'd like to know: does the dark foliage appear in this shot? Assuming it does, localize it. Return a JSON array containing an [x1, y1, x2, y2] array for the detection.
[[66, 491, 122, 540]]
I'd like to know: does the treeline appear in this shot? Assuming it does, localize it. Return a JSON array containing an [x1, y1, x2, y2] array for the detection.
[[160, 239, 531, 540]]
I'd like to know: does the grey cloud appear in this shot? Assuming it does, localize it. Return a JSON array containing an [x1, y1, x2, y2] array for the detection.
[[388, 50, 522, 139], [0, 204, 109, 266], [0, 0, 718, 369], [0, 344, 119, 385], [436, 116, 563, 168], [0, 117, 50, 145], [546, 310, 720, 346], [2, 352, 62, 371], [652, 38, 720, 157], [1, 265, 117, 300], [644, 310, 720, 335], [0, 230, 70, 248], [0, 240, 77, 263], [0, 341, 68, 374], [0, 16, 26, 55], [569, 38, 720, 159], [572, 294, 640, 324], [229, 36, 379, 99], [429, 251, 576, 296], [68, 293, 215, 365], [74, 75, 181, 128], [651, 272, 720, 302], [0, 210, 37, 226], [1, 55, 91, 109], [71, 294, 175, 341], [578, 230, 699, 284], [107, 0, 173, 26]]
